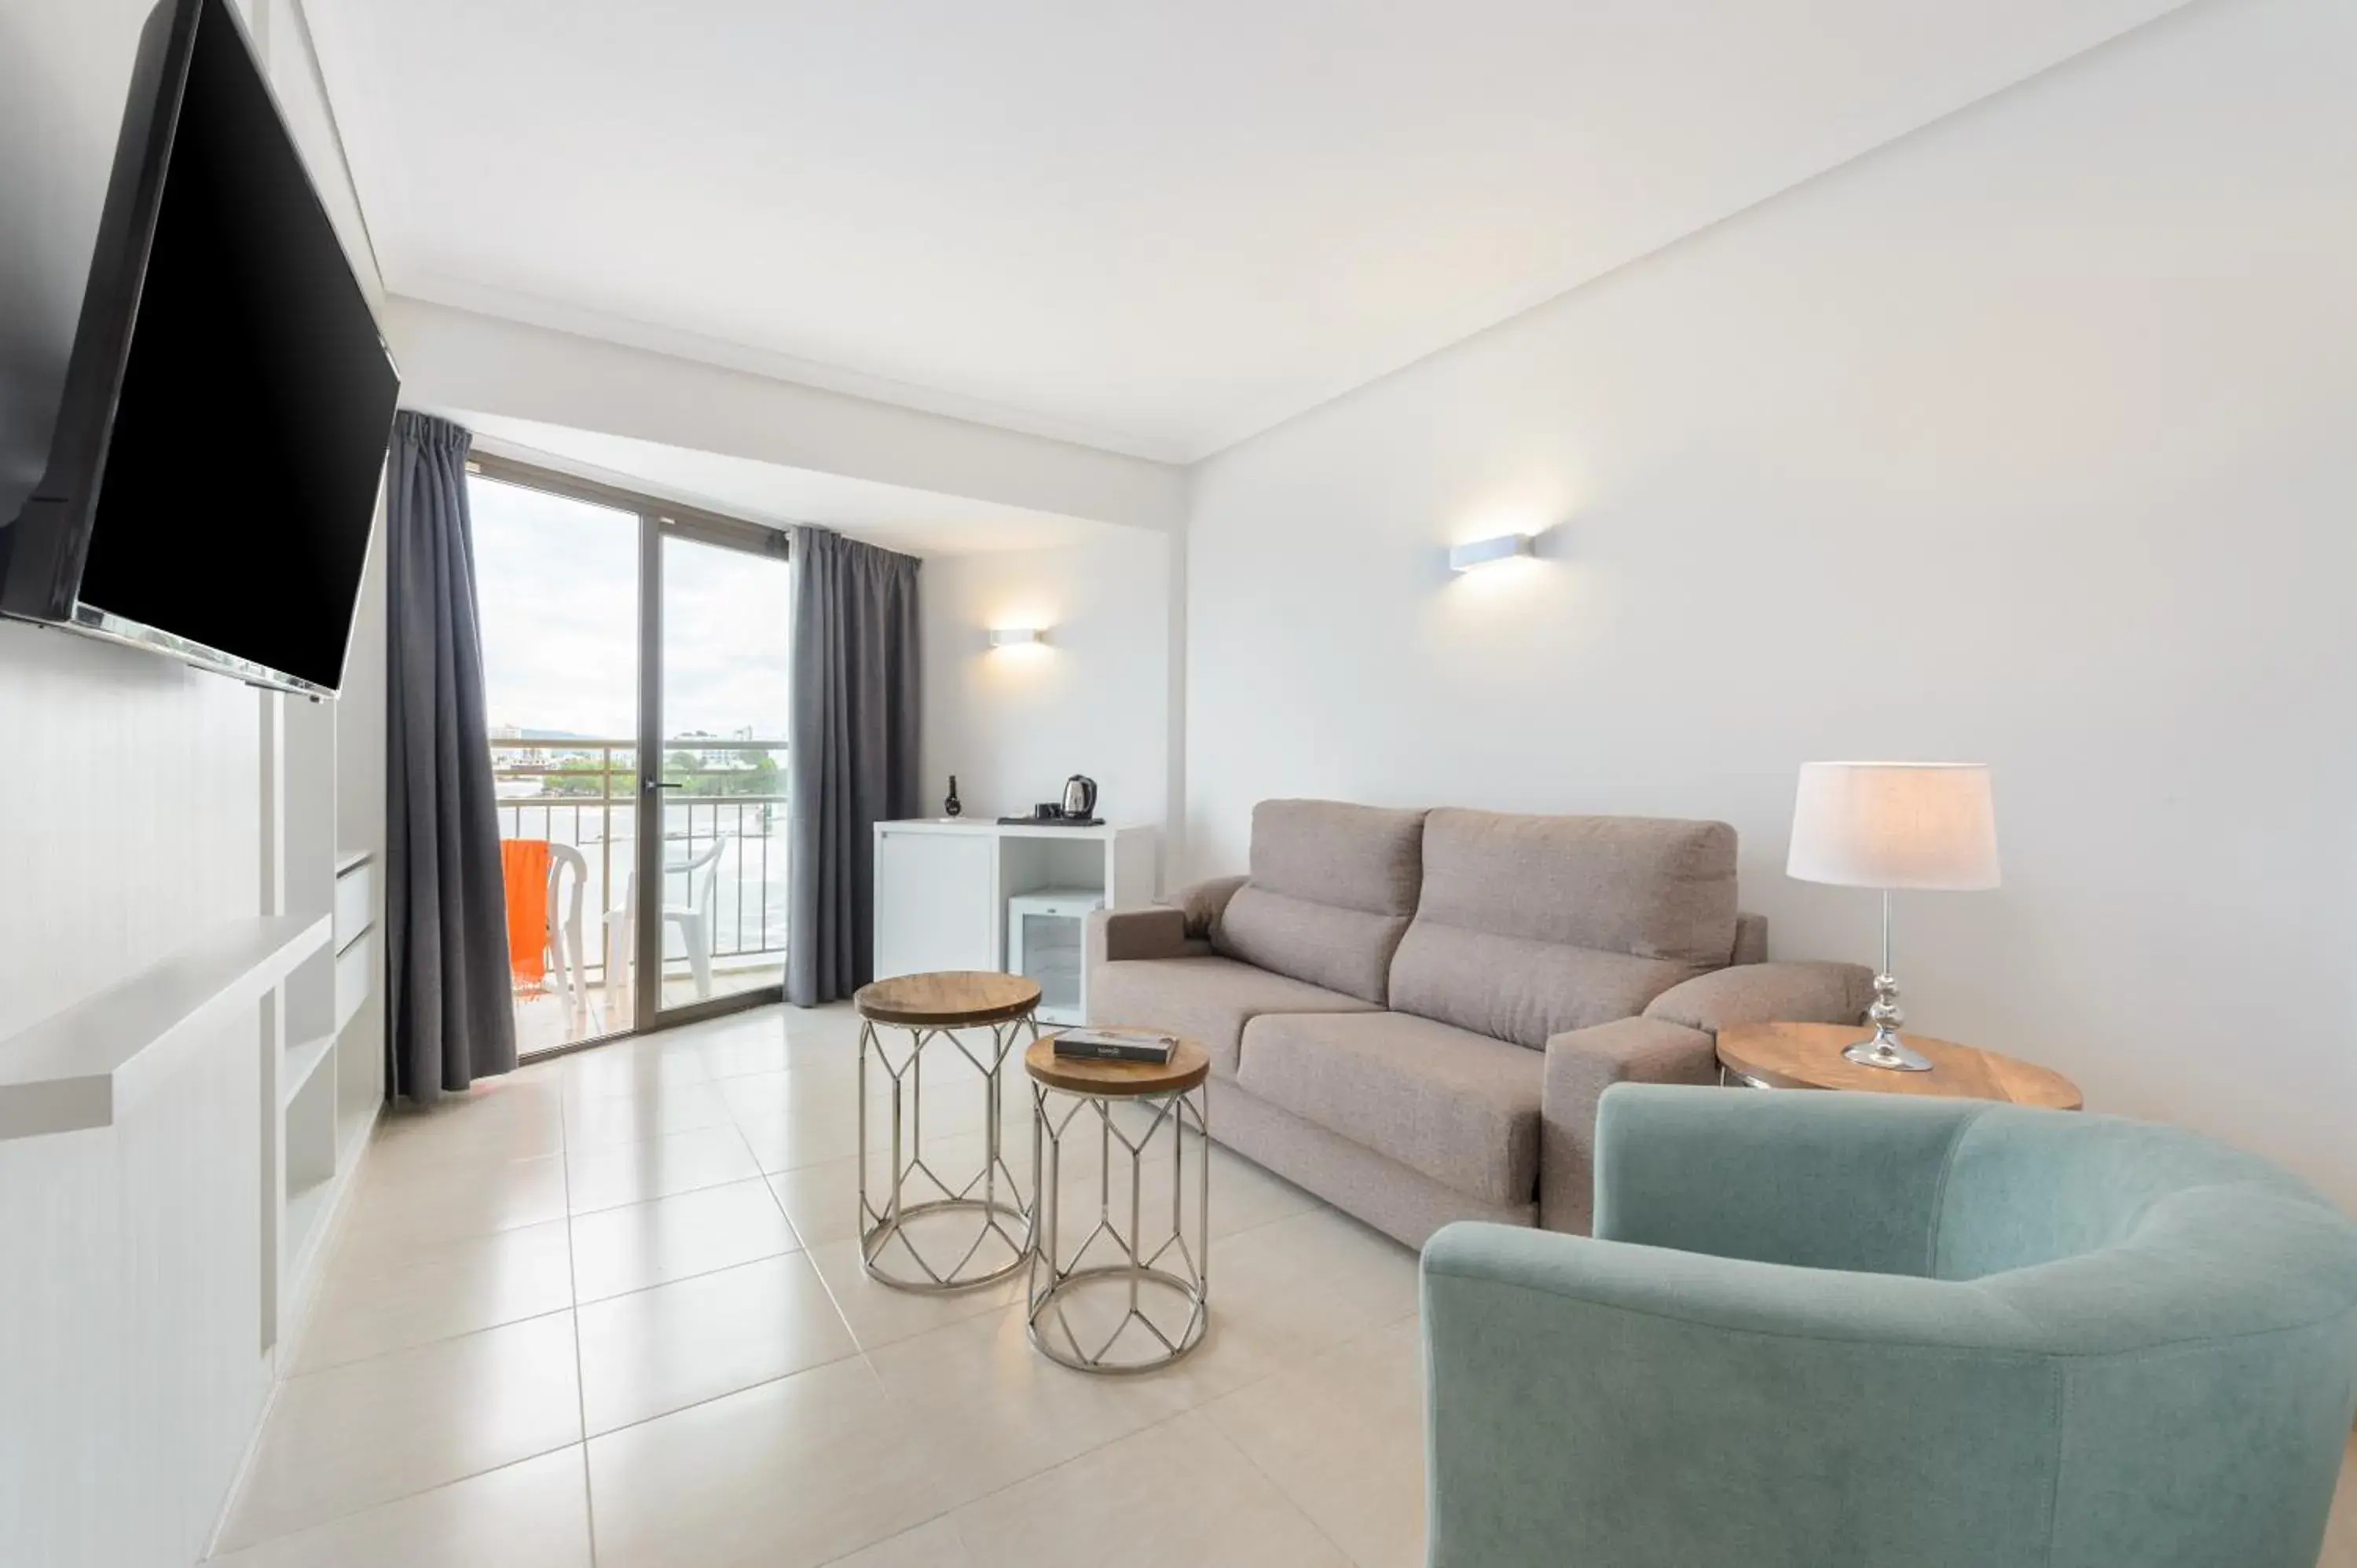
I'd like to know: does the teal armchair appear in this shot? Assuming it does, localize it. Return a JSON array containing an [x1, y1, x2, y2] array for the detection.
[[1420, 1084, 2357, 1568]]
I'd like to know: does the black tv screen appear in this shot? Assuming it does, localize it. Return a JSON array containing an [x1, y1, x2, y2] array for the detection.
[[0, 0, 397, 695]]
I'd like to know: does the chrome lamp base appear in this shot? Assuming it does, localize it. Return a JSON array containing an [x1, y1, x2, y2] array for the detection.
[[1846, 951, 1934, 1072], [1843, 1025, 1934, 1073]]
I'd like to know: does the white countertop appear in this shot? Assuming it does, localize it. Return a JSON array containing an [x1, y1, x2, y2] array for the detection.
[[878, 818, 1141, 839]]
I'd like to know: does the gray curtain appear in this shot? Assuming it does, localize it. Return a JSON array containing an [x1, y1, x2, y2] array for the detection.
[[385, 411, 515, 1101], [787, 526, 922, 1004]]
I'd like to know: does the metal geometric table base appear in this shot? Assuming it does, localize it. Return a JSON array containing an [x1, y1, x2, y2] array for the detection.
[[1027, 1080, 1209, 1373], [858, 1013, 1036, 1292]]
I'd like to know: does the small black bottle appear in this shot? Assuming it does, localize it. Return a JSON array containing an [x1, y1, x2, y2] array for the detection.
[[944, 775, 962, 818]]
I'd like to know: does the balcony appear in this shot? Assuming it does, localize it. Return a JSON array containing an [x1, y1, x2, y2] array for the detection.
[[492, 737, 787, 1053]]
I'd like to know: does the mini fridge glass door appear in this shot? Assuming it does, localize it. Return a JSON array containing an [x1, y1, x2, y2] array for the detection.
[[1010, 894, 1098, 1024]]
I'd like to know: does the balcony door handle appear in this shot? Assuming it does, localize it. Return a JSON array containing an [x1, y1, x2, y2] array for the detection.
[[647, 779, 685, 791]]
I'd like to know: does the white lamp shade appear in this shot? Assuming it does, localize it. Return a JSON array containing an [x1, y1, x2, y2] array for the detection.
[[1787, 762, 2000, 891]]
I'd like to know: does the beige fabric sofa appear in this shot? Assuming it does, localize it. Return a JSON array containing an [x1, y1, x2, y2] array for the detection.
[[1086, 800, 1873, 1247]]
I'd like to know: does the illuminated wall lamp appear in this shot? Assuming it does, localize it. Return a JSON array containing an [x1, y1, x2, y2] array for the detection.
[[988, 626, 1046, 648], [1448, 533, 1535, 573]]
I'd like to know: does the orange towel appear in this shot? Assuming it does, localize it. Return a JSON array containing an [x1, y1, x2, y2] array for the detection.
[[500, 837, 552, 994]]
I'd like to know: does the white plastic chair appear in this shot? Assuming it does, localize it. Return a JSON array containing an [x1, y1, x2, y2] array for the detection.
[[542, 842, 595, 1026], [603, 834, 730, 1009]]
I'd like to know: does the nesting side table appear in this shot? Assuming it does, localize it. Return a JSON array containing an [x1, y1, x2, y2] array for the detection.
[[852, 971, 1041, 1291], [1024, 1033, 1211, 1374]]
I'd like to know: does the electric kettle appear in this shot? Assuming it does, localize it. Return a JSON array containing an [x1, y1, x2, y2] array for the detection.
[[1061, 775, 1098, 820]]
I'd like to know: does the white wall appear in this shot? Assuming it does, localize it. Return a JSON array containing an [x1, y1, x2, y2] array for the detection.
[[0, 629, 260, 1039], [1185, 0, 2357, 1207], [0, 1006, 270, 1568], [387, 297, 1189, 537], [0, 1, 384, 1559], [921, 527, 1177, 869]]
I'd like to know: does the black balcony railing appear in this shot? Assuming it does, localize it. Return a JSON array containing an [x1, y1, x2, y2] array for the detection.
[[490, 737, 787, 978]]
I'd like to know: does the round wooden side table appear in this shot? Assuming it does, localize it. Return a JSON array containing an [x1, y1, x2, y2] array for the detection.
[[1716, 1021, 2082, 1109], [1023, 1032, 1212, 1374], [852, 971, 1042, 1292]]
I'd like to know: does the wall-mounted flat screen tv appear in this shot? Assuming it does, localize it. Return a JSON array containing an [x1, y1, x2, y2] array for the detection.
[[0, 0, 398, 697]]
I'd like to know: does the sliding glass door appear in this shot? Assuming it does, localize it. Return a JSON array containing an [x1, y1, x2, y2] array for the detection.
[[473, 469, 644, 1056], [469, 452, 789, 1057], [643, 521, 793, 1025]]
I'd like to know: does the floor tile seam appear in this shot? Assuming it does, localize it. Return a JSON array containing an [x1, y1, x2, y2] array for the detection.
[[1118, 1266, 1413, 1426], [1190, 1413, 1409, 1568], [726, 1110, 772, 1192], [577, 1246, 835, 1325], [1193, 1396, 1364, 1567], [560, 1117, 768, 1153], [361, 1138, 568, 1176], [335, 1207, 570, 1262], [563, 1167, 793, 1229], [559, 1077, 719, 1110], [559, 1159, 774, 1217], [286, 1293, 578, 1379], [570, 1234, 812, 1306], [801, 1505, 968, 1568], [210, 1438, 586, 1561], [1192, 1303, 1427, 1568], [576, 1335, 872, 1442], [560, 1096, 598, 1568], [306, 1212, 574, 1292], [285, 1225, 838, 1386], [922, 1401, 1203, 1531], [564, 1122, 738, 1154]]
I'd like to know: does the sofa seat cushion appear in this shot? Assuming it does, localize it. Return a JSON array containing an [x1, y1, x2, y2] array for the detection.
[[1237, 1011, 1544, 1208], [1090, 955, 1377, 1079]]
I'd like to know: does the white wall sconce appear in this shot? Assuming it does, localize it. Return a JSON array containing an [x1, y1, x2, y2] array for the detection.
[[1447, 533, 1535, 573], [988, 625, 1047, 648]]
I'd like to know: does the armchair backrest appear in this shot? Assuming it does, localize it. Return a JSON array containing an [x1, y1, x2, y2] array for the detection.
[[1597, 1083, 2357, 1346], [1934, 1109, 2321, 1282]]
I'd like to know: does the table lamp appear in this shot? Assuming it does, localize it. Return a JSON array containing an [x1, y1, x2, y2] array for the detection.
[[1787, 762, 2000, 1072]]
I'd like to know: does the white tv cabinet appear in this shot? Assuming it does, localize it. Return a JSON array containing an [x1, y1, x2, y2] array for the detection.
[[872, 820, 1157, 1007]]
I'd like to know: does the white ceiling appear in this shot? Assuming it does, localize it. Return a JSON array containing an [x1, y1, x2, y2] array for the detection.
[[309, 0, 2183, 463], [464, 414, 1107, 557]]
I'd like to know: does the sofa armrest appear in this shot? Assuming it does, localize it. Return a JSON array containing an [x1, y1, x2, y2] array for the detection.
[[1420, 1221, 2058, 1568], [1085, 907, 1208, 966], [1536, 1016, 1717, 1235], [1730, 910, 1769, 965], [1640, 959, 1873, 1035], [1170, 874, 1247, 940]]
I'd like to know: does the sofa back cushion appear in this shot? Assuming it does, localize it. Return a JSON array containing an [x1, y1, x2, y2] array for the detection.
[[1212, 799, 1427, 1003], [1390, 809, 1738, 1047]]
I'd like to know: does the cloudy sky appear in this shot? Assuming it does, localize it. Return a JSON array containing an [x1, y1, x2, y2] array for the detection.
[[471, 474, 792, 742]]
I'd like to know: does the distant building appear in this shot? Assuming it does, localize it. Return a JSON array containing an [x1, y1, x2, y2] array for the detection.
[[489, 723, 548, 768]]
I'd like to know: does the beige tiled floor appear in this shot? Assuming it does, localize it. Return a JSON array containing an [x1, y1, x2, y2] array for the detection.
[[212, 1002, 1424, 1567], [214, 1001, 2357, 1567]]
